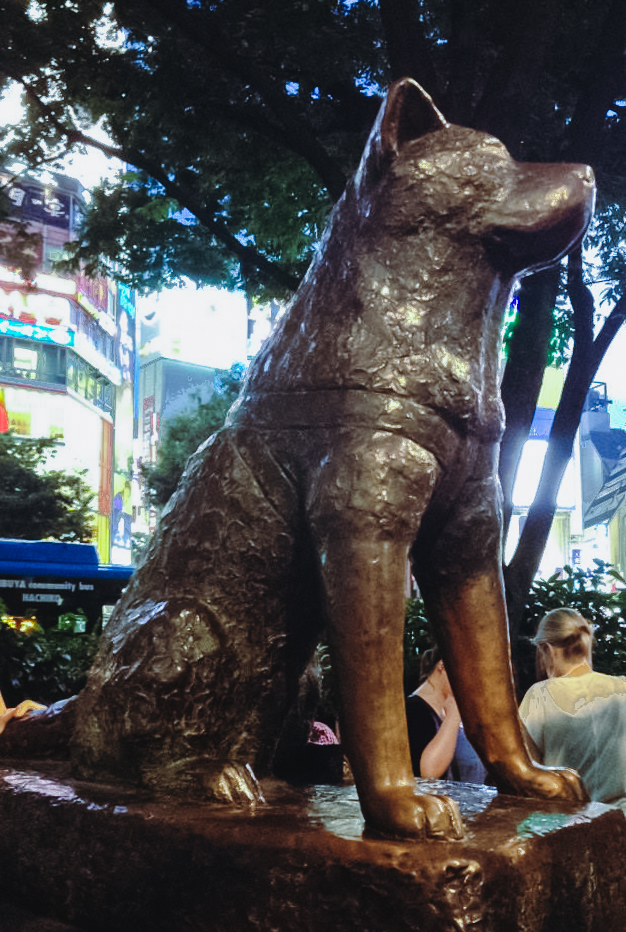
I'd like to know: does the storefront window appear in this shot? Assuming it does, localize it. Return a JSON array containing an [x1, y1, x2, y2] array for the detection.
[[13, 344, 38, 378], [41, 345, 66, 384], [76, 362, 87, 396]]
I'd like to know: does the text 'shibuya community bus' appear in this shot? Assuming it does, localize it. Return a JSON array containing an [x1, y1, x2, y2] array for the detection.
[[0, 538, 133, 633]]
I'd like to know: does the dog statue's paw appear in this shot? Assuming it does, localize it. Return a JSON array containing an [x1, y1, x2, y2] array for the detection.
[[420, 792, 465, 839], [203, 761, 265, 806], [494, 761, 588, 803], [142, 757, 265, 805], [363, 785, 464, 841]]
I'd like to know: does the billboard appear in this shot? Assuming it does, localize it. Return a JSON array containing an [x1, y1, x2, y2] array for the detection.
[[2, 176, 72, 231]]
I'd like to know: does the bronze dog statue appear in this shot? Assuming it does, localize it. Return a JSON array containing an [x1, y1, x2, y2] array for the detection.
[[6, 79, 595, 840]]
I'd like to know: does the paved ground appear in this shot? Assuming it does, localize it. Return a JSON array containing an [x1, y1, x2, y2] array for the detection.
[[0, 902, 87, 931]]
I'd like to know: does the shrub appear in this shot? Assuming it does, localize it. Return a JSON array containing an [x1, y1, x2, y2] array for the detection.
[[0, 624, 100, 707], [404, 597, 435, 693], [516, 560, 626, 694], [404, 560, 626, 699]]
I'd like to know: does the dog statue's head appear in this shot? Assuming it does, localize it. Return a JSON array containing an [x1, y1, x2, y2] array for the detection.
[[353, 78, 595, 278]]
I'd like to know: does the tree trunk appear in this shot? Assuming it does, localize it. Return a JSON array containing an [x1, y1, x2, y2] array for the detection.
[[504, 251, 626, 651], [499, 268, 560, 543]]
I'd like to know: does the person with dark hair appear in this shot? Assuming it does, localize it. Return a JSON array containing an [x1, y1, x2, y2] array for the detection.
[[520, 607, 626, 805], [405, 647, 487, 783]]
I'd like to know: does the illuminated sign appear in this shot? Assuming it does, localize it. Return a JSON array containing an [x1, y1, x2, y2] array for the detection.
[[0, 287, 73, 328], [0, 266, 76, 296], [33, 273, 76, 296], [0, 174, 72, 230], [118, 284, 136, 319], [76, 291, 117, 336], [0, 317, 74, 347], [76, 291, 100, 320], [75, 274, 116, 335], [75, 273, 110, 316]]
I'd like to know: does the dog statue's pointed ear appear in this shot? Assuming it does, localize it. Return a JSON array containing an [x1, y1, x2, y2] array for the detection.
[[380, 78, 448, 157]]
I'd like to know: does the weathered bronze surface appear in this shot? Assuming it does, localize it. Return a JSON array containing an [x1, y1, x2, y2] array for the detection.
[[0, 762, 624, 932], [1, 79, 596, 840]]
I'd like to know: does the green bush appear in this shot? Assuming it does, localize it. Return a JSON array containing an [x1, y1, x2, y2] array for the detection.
[[404, 597, 434, 693], [405, 560, 626, 699], [516, 560, 626, 694], [0, 624, 100, 707]]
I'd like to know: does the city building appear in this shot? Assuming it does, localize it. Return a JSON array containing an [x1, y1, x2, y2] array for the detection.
[[505, 366, 578, 575], [579, 381, 626, 576], [0, 167, 137, 563], [134, 354, 229, 534]]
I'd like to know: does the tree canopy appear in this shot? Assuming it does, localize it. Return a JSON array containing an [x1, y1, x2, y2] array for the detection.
[[2, 1, 625, 295], [0, 433, 95, 541], [2, 0, 626, 638]]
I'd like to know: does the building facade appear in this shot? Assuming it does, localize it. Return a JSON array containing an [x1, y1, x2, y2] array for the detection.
[[0, 168, 137, 563], [579, 382, 626, 577], [134, 354, 224, 534]]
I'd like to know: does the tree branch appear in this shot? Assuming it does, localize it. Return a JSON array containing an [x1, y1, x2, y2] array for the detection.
[[505, 253, 626, 636], [567, 244, 626, 371], [377, 0, 440, 97], [123, 154, 301, 293], [564, 0, 626, 165], [12, 77, 300, 293], [122, 0, 348, 200], [591, 294, 626, 366], [499, 268, 560, 539], [471, 0, 559, 150]]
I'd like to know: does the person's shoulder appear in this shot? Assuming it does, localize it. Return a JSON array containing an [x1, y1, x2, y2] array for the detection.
[[406, 692, 439, 724], [522, 679, 550, 699], [566, 671, 626, 702], [591, 671, 626, 690], [519, 680, 547, 717]]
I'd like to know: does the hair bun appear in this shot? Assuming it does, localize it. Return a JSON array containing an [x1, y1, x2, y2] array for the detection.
[[532, 607, 593, 653]]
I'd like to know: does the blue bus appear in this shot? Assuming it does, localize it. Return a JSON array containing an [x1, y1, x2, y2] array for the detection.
[[0, 538, 133, 633]]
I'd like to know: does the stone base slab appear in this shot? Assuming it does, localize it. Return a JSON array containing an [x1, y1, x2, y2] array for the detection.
[[0, 761, 625, 931]]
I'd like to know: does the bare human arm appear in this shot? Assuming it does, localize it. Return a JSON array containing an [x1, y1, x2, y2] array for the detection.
[[419, 693, 461, 778]]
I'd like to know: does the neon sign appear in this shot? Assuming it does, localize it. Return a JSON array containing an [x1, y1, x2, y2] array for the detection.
[[0, 317, 74, 347], [118, 284, 136, 319]]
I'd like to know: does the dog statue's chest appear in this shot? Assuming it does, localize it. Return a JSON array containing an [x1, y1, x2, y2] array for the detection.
[[247, 259, 507, 440]]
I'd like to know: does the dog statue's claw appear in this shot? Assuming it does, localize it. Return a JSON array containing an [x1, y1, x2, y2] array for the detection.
[[204, 762, 265, 806], [493, 761, 588, 803], [422, 793, 465, 839], [363, 786, 464, 841]]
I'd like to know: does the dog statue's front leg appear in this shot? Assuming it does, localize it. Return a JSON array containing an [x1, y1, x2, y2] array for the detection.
[[321, 536, 463, 840], [420, 565, 586, 802], [308, 430, 462, 839], [413, 467, 587, 804]]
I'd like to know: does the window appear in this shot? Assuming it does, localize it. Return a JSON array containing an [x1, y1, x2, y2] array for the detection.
[[13, 344, 38, 374]]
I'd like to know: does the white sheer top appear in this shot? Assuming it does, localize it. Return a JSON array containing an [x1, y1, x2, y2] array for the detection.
[[520, 671, 626, 804]]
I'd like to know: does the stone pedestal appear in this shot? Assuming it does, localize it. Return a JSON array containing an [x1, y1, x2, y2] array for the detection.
[[0, 761, 624, 932]]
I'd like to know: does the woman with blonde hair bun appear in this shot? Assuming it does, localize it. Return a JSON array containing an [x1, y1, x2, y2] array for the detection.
[[520, 607, 626, 805]]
